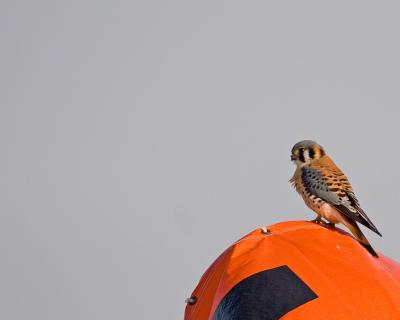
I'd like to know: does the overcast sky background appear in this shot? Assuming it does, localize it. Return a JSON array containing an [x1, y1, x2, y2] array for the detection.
[[2, 1, 400, 319]]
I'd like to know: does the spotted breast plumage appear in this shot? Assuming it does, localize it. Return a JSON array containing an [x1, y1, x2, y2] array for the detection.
[[290, 140, 382, 257]]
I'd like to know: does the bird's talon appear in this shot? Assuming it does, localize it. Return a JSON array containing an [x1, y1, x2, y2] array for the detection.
[[309, 217, 322, 224]]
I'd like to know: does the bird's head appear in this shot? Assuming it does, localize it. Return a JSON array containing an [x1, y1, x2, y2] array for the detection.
[[291, 140, 326, 166]]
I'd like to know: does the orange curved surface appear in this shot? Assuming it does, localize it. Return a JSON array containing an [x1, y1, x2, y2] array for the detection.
[[184, 221, 400, 319]]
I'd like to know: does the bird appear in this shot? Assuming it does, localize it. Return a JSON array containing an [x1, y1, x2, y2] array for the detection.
[[290, 140, 382, 257]]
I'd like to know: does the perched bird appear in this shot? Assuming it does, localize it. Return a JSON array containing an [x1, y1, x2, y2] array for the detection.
[[290, 140, 382, 257]]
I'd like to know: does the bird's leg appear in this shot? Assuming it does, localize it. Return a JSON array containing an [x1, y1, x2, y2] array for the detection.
[[309, 215, 322, 224]]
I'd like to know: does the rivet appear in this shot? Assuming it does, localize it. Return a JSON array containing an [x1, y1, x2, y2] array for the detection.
[[261, 227, 271, 234], [185, 296, 197, 305]]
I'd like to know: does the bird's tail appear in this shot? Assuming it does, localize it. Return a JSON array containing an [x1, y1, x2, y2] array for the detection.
[[346, 219, 379, 258]]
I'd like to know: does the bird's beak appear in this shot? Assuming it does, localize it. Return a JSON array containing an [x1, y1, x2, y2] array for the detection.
[[290, 155, 295, 161]]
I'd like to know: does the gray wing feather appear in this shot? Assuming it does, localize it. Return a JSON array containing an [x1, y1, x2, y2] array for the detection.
[[301, 167, 382, 236], [301, 167, 341, 204]]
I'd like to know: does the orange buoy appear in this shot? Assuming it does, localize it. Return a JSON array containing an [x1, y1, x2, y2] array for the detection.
[[184, 221, 400, 320]]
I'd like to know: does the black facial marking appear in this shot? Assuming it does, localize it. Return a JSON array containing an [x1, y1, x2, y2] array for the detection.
[[308, 147, 315, 159], [299, 148, 305, 162]]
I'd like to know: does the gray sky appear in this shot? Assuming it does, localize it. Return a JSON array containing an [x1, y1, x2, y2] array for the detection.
[[2, 1, 400, 319]]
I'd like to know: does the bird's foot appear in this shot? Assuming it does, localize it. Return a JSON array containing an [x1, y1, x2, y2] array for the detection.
[[309, 217, 322, 224], [311, 219, 335, 229]]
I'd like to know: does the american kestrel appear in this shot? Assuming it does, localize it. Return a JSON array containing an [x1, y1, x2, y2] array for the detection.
[[290, 140, 382, 257]]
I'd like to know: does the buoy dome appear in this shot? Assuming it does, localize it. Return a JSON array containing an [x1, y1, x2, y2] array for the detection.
[[184, 221, 400, 320]]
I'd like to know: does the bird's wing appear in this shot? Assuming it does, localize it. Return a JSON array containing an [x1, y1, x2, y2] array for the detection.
[[302, 158, 381, 236]]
